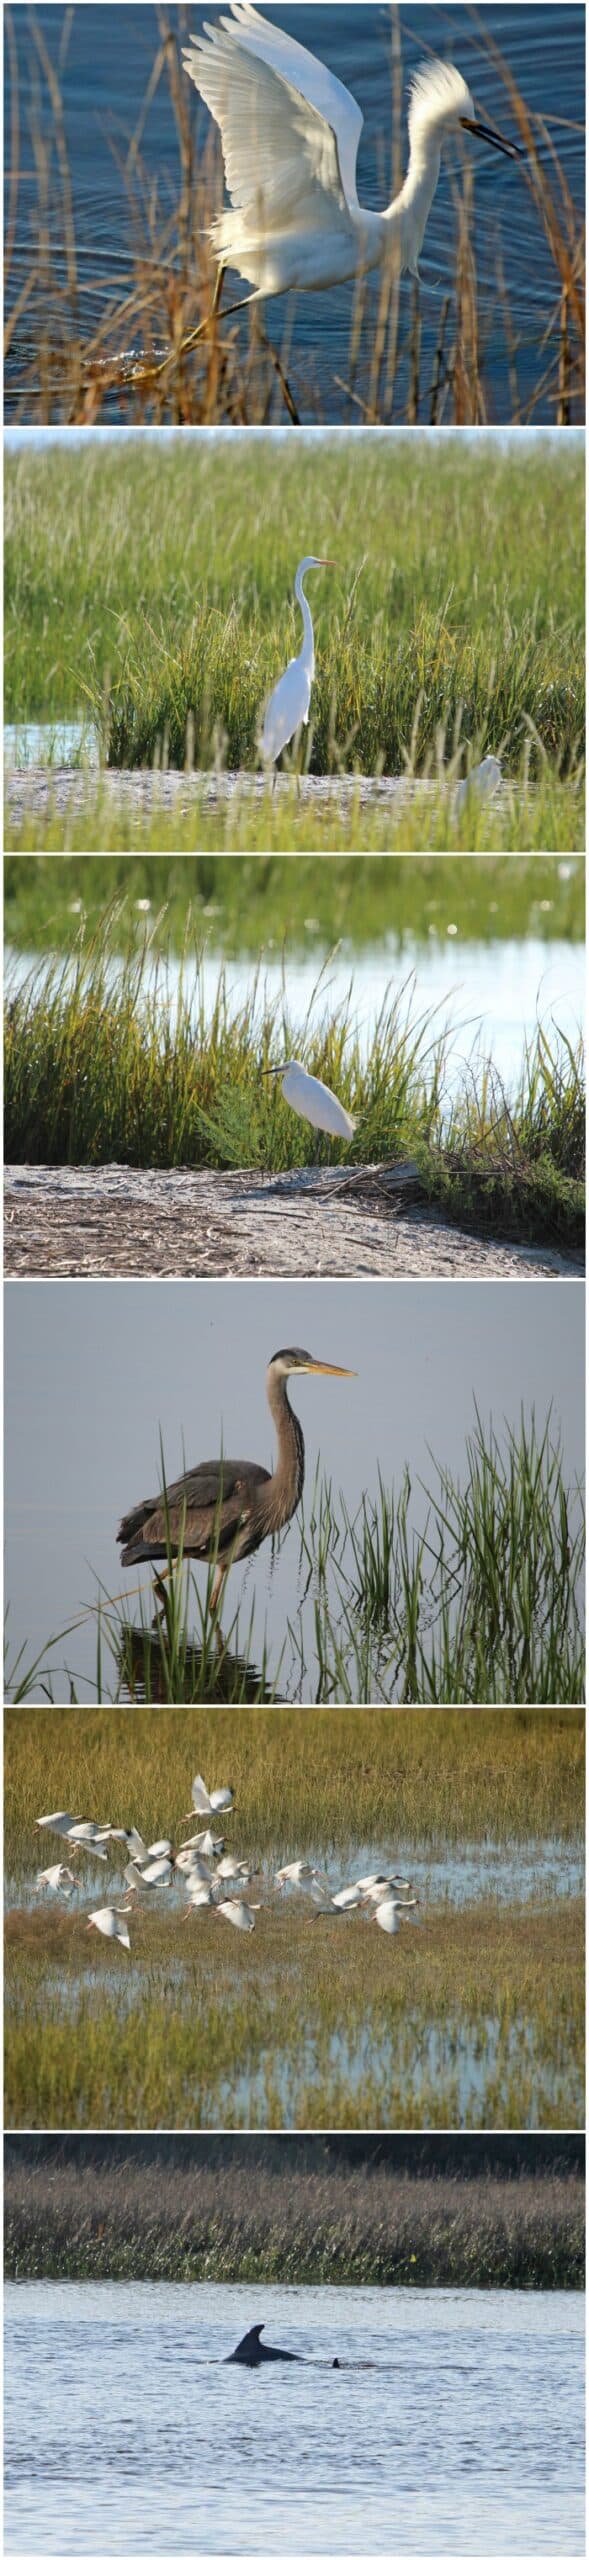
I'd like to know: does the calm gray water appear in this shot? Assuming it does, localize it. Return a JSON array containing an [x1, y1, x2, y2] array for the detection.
[[5, 928, 585, 1097], [8, 1836, 584, 1913], [4, 1278, 585, 1701], [4, 5, 585, 422], [4, 2281, 584, 2556]]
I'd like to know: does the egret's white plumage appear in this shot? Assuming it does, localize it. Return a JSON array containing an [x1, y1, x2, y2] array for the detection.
[[183, 7, 518, 302], [370, 1893, 419, 1937], [35, 1864, 78, 1897], [86, 1906, 132, 1952], [260, 556, 332, 769], [216, 1896, 257, 1932], [264, 1056, 355, 1140], [455, 754, 503, 813], [185, 1774, 235, 1820]]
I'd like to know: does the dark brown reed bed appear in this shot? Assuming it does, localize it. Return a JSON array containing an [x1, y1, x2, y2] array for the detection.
[[4, 2140, 584, 2288]]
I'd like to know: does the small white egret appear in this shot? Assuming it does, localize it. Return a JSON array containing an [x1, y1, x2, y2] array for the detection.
[[215, 1897, 258, 1932], [274, 1859, 317, 1889], [86, 1906, 132, 1952], [35, 1810, 82, 1839], [184, 1881, 215, 1914], [183, 9, 520, 309], [370, 1893, 419, 1936], [185, 1774, 235, 1821], [455, 754, 503, 814], [35, 1864, 78, 1897], [264, 1058, 356, 1141], [260, 557, 333, 771], [179, 1827, 223, 1857], [124, 1855, 173, 1891]]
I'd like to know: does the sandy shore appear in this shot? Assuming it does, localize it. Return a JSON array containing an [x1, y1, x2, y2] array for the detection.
[[5, 764, 512, 838], [4, 1164, 579, 1280]]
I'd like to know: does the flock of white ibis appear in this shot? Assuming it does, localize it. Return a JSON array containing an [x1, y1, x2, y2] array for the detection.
[[33, 1770, 420, 1952]]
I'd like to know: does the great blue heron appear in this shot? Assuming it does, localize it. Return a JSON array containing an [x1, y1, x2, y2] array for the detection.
[[117, 1347, 354, 1613]]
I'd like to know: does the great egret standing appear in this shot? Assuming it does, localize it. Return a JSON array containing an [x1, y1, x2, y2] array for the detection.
[[260, 556, 333, 770], [263, 1057, 355, 1141], [182, 8, 520, 310], [117, 1348, 354, 1612]]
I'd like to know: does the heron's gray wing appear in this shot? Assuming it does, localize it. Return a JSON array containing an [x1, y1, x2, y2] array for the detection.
[[117, 1460, 271, 1556]]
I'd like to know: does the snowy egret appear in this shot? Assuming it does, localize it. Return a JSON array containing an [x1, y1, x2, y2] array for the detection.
[[216, 1897, 258, 1932], [124, 1855, 174, 1891], [264, 1059, 355, 1141], [182, 9, 520, 309], [455, 754, 503, 814], [188, 1774, 235, 1820], [35, 1864, 78, 1897], [370, 1893, 419, 1936], [274, 1859, 318, 1889], [86, 1906, 132, 1952], [260, 557, 333, 770], [118, 1348, 354, 1613]]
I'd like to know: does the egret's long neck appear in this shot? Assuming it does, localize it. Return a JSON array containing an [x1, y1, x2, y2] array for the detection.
[[294, 570, 315, 679], [385, 134, 442, 266], [266, 1369, 305, 1527]]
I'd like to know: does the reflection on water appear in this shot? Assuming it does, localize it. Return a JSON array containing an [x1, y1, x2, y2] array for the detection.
[[4, 724, 99, 769], [7, 1835, 583, 1915], [4, 2280, 584, 2556], [115, 1619, 278, 1705]]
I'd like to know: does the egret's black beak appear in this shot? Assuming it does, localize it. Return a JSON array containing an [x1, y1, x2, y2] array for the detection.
[[460, 114, 521, 162]]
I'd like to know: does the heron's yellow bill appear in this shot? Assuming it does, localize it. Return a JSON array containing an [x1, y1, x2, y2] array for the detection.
[[302, 1360, 356, 1376]]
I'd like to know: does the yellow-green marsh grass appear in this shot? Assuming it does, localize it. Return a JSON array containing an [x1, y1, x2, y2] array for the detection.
[[5, 1708, 584, 1879], [5, 1894, 583, 2132], [5, 1709, 584, 2131]]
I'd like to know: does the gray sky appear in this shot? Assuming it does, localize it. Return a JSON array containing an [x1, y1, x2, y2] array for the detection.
[[5, 1278, 584, 1699]]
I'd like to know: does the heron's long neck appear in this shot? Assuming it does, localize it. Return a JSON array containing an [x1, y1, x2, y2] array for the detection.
[[266, 1371, 305, 1529], [295, 572, 315, 679], [385, 138, 442, 265]]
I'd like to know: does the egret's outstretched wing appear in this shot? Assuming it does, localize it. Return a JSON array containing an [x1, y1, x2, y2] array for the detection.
[[217, 2, 363, 208], [183, 3, 363, 239]]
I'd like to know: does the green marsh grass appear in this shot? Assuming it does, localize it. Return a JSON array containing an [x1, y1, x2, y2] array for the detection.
[[5, 2148, 584, 2289], [4, 910, 585, 1250], [6, 1709, 583, 2130], [4, 854, 586, 955], [4, 437, 584, 789]]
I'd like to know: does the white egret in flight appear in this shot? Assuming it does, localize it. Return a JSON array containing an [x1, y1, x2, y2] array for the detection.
[[182, 8, 520, 310], [260, 557, 333, 771], [35, 1864, 78, 1898], [185, 1774, 235, 1820], [370, 1893, 419, 1936], [215, 1897, 257, 1932], [264, 1059, 355, 1142], [86, 1906, 132, 1952]]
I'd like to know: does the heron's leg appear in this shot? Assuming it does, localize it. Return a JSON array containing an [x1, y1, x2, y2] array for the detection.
[[151, 1567, 171, 1625], [210, 1559, 227, 1616]]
